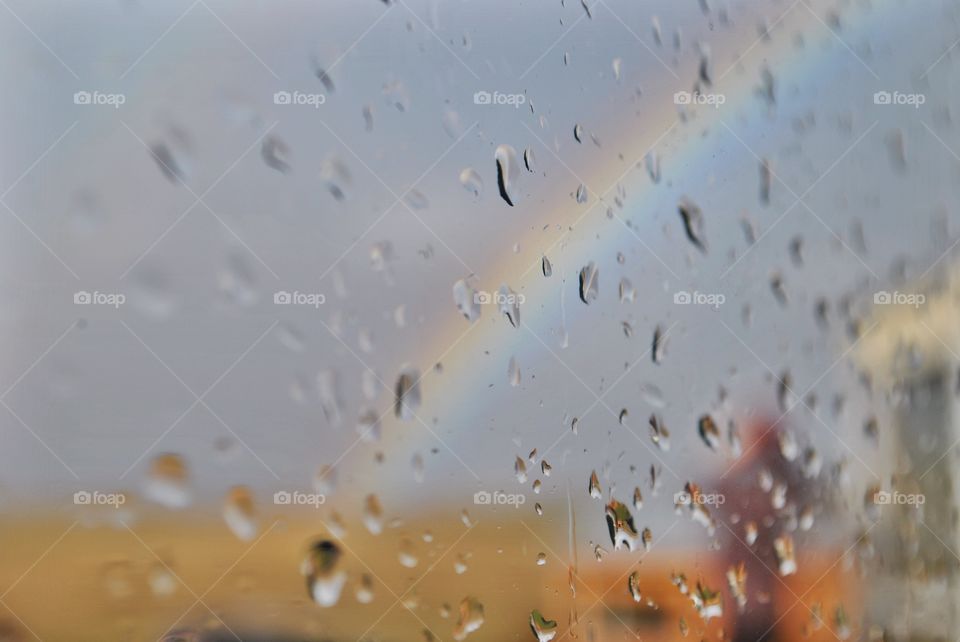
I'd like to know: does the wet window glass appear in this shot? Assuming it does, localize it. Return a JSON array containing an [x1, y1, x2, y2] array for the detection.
[[0, 0, 955, 639]]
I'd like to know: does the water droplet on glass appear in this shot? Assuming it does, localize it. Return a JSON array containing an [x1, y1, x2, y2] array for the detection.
[[678, 197, 707, 253], [459, 168, 484, 198], [453, 597, 485, 640], [363, 494, 384, 535], [495, 145, 520, 206], [303, 540, 346, 607], [628, 571, 642, 602], [144, 453, 191, 509], [508, 357, 521, 387], [498, 285, 520, 328], [453, 279, 481, 323], [223, 486, 258, 542], [394, 366, 422, 421], [529, 610, 558, 642], [261, 135, 291, 173], [579, 262, 599, 304], [605, 499, 640, 550], [589, 471, 602, 499]]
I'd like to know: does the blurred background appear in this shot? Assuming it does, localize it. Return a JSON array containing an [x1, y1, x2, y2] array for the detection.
[[0, 0, 958, 639]]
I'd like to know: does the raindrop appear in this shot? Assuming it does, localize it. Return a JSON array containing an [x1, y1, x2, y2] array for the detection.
[[678, 197, 707, 253], [495, 145, 520, 206], [727, 562, 747, 612], [578, 262, 599, 304], [363, 494, 384, 535], [508, 357, 521, 387], [149, 142, 186, 184], [515, 456, 528, 483], [459, 168, 484, 198], [405, 189, 430, 210], [523, 147, 536, 172], [453, 279, 481, 323], [698, 415, 721, 451], [144, 454, 191, 509], [223, 486, 258, 542], [773, 534, 797, 576], [649, 415, 670, 451], [759, 158, 771, 205], [605, 500, 640, 550], [453, 597, 485, 640], [575, 184, 588, 204], [589, 471, 602, 499], [394, 366, 422, 420], [320, 155, 351, 201], [355, 574, 375, 603], [498, 285, 521, 328], [529, 610, 558, 642], [303, 540, 346, 607], [628, 572, 641, 602], [261, 136, 291, 173], [652, 325, 667, 364]]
